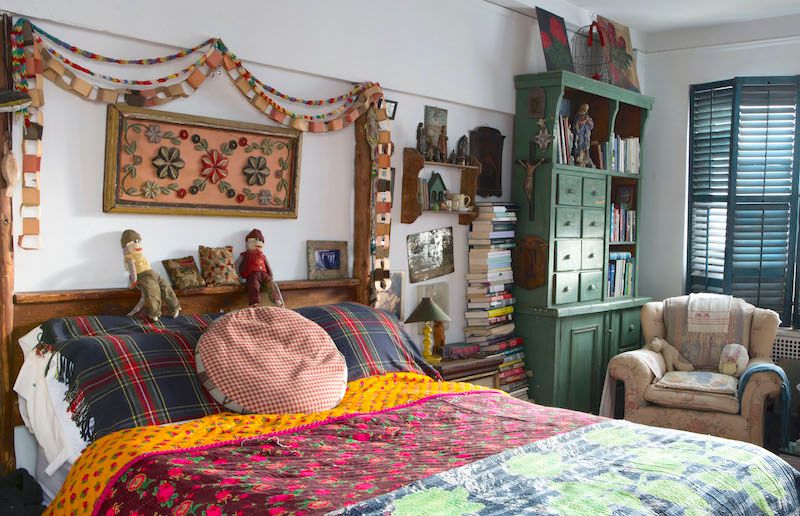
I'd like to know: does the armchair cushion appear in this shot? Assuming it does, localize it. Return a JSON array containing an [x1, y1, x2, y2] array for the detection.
[[655, 371, 738, 396], [644, 384, 739, 414]]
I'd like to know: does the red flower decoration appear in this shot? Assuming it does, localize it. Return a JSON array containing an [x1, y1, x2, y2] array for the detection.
[[236, 193, 245, 203], [550, 17, 568, 45], [239, 137, 248, 146], [179, 129, 189, 139], [155, 483, 174, 503], [176, 188, 187, 198], [200, 150, 229, 184], [540, 31, 552, 49]]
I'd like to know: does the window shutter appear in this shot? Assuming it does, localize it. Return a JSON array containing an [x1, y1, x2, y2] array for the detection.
[[730, 80, 799, 319], [688, 82, 734, 293]]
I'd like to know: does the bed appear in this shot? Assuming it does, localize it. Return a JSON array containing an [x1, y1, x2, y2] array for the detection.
[[5, 285, 800, 515]]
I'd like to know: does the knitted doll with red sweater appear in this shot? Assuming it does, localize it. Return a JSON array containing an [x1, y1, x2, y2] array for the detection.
[[236, 229, 284, 307]]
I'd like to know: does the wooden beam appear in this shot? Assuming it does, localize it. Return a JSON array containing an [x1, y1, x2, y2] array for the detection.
[[353, 110, 372, 305], [0, 13, 15, 475]]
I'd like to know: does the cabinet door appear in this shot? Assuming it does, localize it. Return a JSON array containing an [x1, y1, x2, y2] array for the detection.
[[619, 307, 643, 352], [557, 314, 605, 413]]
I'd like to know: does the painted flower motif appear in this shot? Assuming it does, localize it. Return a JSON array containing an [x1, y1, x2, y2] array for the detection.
[[229, 139, 238, 150], [142, 180, 160, 199], [189, 185, 199, 195], [191, 134, 201, 144], [145, 124, 162, 143], [550, 16, 568, 45], [226, 188, 236, 198], [242, 156, 269, 186], [206, 506, 223, 516], [133, 155, 143, 165], [152, 146, 185, 179], [174, 500, 193, 516], [200, 150, 229, 184], [176, 188, 187, 198], [179, 129, 189, 140], [126, 473, 146, 492], [239, 137, 248, 146], [540, 31, 552, 49], [236, 193, 245, 203], [258, 189, 272, 206], [155, 482, 175, 503]]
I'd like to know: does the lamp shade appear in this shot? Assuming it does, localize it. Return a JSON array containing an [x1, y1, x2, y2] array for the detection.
[[405, 297, 451, 324]]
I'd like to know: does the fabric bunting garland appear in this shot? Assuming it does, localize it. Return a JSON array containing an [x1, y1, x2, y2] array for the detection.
[[9, 18, 393, 299]]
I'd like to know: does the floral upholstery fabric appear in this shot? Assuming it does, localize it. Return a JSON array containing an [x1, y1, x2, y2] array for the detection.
[[162, 256, 206, 289], [654, 371, 738, 396], [198, 245, 239, 286], [644, 384, 739, 414]]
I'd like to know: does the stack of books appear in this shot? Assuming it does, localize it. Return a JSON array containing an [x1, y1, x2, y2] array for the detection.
[[555, 114, 574, 166], [610, 203, 636, 242], [608, 251, 635, 298], [466, 202, 531, 400], [610, 134, 640, 174]]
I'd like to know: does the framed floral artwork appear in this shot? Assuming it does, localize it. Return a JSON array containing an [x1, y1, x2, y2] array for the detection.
[[103, 105, 302, 217], [535, 7, 574, 73]]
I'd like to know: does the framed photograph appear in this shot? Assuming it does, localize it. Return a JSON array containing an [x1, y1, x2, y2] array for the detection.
[[406, 226, 454, 283], [416, 281, 450, 334], [375, 271, 404, 320], [384, 99, 398, 120], [535, 7, 575, 73], [306, 240, 348, 280], [424, 105, 448, 151], [104, 104, 302, 218]]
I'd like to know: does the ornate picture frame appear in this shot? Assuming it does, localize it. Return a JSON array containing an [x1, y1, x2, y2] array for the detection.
[[103, 104, 303, 218], [306, 240, 349, 280]]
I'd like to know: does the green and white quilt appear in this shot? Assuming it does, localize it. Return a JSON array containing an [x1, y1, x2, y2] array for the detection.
[[335, 420, 800, 515]]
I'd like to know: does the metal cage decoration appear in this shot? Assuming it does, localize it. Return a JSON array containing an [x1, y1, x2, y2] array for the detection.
[[571, 21, 611, 83]]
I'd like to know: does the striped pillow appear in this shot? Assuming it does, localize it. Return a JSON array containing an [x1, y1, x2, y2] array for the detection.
[[296, 303, 441, 381]]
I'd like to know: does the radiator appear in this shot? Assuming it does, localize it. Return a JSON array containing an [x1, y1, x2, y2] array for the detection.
[[775, 328, 800, 361]]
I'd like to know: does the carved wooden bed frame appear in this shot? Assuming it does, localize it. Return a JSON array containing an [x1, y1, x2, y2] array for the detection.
[[0, 14, 376, 472]]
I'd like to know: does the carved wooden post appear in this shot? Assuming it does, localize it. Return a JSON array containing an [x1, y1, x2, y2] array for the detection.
[[0, 13, 16, 474], [352, 110, 372, 305]]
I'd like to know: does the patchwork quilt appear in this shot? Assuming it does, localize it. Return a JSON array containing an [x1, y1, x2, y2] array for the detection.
[[46, 373, 800, 515]]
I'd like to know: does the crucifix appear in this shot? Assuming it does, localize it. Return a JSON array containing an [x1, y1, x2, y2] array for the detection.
[[518, 157, 545, 221]]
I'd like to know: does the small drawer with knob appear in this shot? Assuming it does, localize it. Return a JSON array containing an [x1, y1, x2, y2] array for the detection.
[[557, 174, 582, 206], [553, 272, 579, 305], [620, 308, 642, 349], [555, 240, 581, 271], [581, 208, 605, 238], [555, 207, 581, 238], [582, 177, 606, 207], [579, 271, 603, 302], [581, 239, 604, 270]]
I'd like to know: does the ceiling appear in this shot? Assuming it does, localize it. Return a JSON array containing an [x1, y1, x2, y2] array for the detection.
[[565, 0, 800, 32]]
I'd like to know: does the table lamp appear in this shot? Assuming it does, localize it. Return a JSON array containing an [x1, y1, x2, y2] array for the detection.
[[405, 297, 451, 363]]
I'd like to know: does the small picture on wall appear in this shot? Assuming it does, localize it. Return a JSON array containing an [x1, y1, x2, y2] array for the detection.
[[416, 281, 450, 334], [424, 105, 448, 153], [375, 271, 404, 320], [407, 226, 454, 283], [384, 100, 398, 120], [306, 240, 348, 280]]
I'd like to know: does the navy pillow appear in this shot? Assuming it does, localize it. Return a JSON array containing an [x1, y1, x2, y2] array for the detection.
[[296, 303, 441, 381]]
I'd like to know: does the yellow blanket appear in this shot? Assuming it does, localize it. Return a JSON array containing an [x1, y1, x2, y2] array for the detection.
[[48, 373, 487, 515]]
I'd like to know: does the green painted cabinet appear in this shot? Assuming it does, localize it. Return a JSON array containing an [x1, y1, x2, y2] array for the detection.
[[511, 71, 654, 413]]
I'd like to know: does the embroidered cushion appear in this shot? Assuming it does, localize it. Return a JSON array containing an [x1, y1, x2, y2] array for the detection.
[[719, 343, 749, 377], [196, 306, 348, 414], [654, 371, 738, 396], [296, 302, 442, 381], [162, 256, 206, 289], [198, 245, 239, 286]]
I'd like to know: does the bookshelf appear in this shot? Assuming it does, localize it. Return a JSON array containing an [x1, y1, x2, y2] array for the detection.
[[511, 70, 654, 413], [401, 148, 481, 225]]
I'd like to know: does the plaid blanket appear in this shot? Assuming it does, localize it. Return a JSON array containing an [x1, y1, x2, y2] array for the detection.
[[41, 315, 224, 441]]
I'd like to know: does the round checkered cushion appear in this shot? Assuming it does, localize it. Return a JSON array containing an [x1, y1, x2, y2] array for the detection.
[[196, 306, 347, 414]]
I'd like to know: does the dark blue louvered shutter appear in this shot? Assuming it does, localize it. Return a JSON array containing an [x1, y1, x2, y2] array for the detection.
[[687, 77, 800, 325], [687, 81, 734, 294]]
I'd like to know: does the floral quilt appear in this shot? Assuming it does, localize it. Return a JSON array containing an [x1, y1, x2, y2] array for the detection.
[[338, 420, 800, 515]]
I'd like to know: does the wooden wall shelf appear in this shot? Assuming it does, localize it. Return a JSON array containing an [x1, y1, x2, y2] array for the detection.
[[401, 147, 481, 225]]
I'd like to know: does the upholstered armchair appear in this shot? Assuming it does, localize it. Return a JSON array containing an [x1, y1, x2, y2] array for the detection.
[[608, 296, 782, 446]]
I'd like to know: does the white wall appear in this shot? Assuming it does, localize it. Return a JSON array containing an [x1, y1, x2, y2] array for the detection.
[[3, 0, 593, 347], [639, 29, 800, 301]]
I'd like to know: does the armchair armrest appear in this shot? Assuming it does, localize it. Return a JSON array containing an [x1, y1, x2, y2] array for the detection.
[[608, 350, 666, 413], [740, 358, 782, 421]]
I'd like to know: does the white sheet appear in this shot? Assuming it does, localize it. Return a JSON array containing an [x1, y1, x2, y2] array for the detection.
[[35, 445, 70, 505], [13, 326, 89, 475]]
